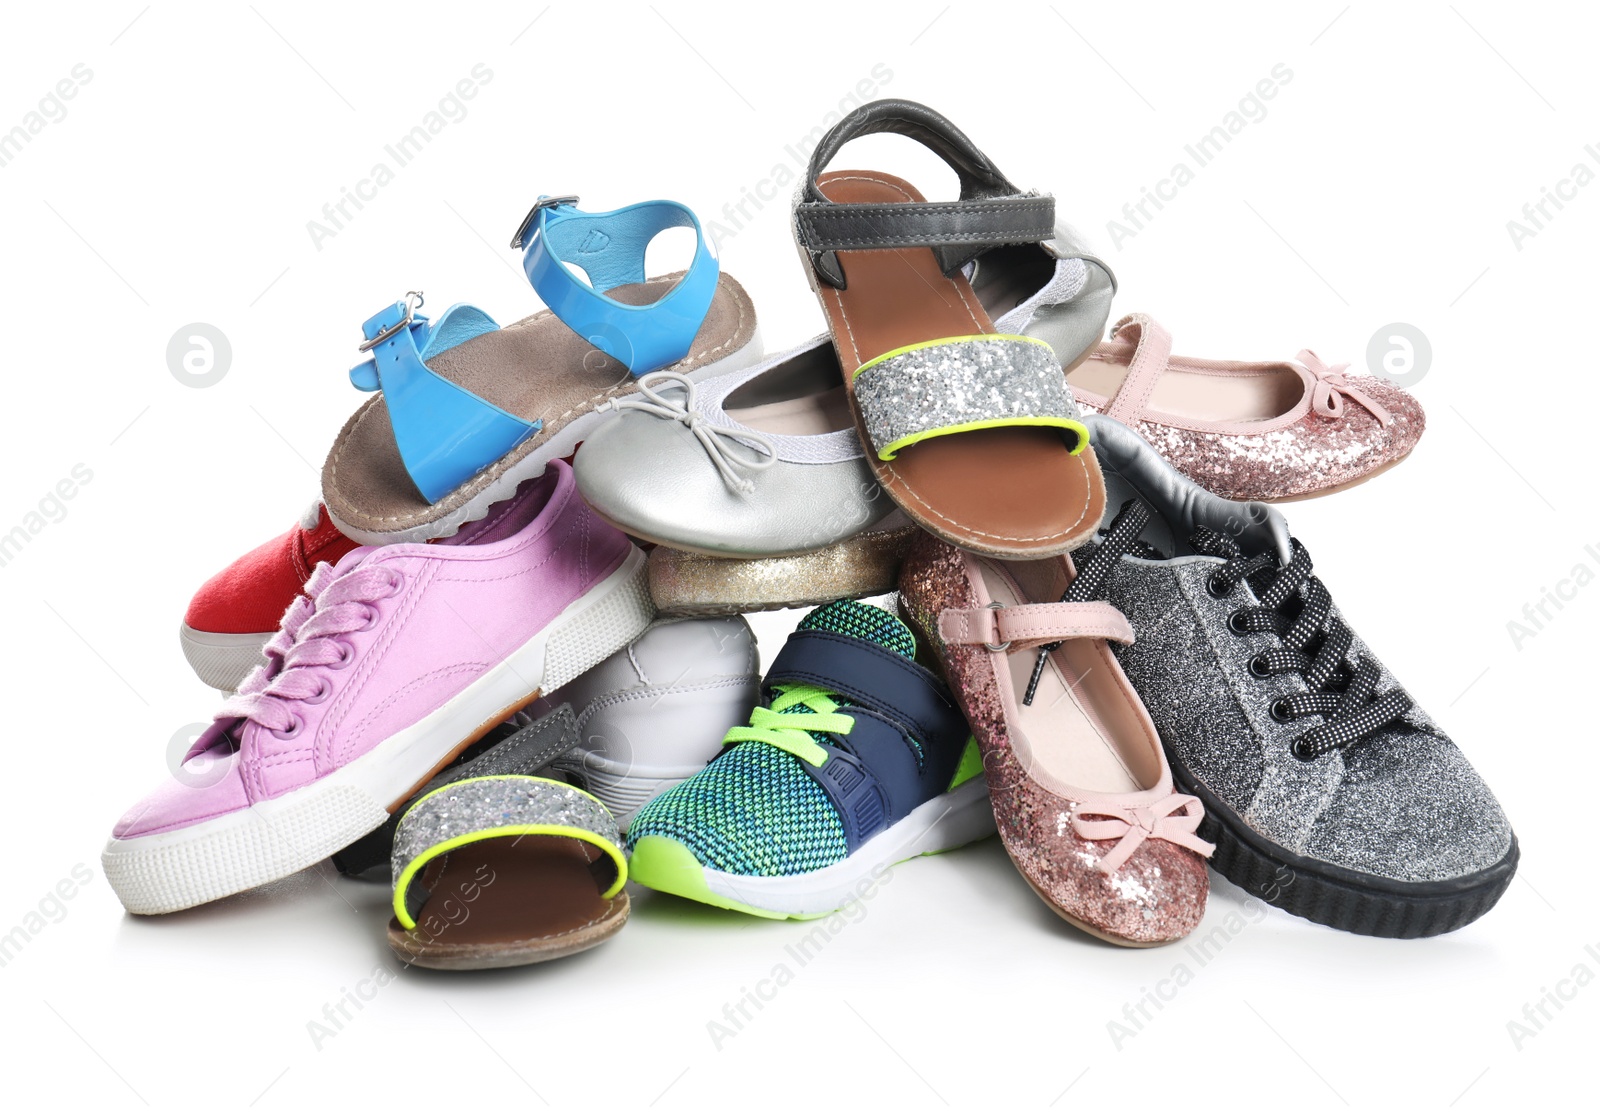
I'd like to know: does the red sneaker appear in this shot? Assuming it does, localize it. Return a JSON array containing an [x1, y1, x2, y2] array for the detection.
[[179, 503, 360, 690]]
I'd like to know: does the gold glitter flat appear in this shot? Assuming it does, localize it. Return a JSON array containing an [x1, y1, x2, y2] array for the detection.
[[647, 525, 918, 617]]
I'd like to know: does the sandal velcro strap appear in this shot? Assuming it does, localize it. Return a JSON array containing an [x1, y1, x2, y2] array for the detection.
[[514, 195, 719, 376], [349, 295, 538, 503], [851, 334, 1089, 461], [938, 601, 1135, 652], [794, 195, 1055, 259], [797, 98, 1054, 286], [391, 775, 625, 930]]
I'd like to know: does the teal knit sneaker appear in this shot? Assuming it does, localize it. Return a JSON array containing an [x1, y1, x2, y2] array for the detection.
[[626, 600, 992, 918]]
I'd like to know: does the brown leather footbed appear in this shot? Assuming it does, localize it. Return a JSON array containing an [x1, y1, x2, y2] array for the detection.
[[805, 171, 1104, 558], [387, 837, 628, 970], [323, 272, 757, 536]]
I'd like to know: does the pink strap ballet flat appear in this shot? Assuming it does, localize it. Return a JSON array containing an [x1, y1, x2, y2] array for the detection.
[[1066, 313, 1424, 501], [899, 527, 1213, 948]]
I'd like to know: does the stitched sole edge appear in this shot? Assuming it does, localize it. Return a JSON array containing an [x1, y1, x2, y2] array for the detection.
[[387, 891, 630, 970], [1172, 761, 1519, 938]]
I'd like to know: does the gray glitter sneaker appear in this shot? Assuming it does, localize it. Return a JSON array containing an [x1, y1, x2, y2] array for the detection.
[[1066, 415, 1517, 938]]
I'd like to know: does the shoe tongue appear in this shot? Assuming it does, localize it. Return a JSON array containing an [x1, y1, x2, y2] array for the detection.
[[797, 600, 916, 659]]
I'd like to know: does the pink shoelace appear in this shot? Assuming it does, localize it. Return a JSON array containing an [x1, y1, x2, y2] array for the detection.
[[1070, 793, 1215, 874], [218, 561, 402, 739]]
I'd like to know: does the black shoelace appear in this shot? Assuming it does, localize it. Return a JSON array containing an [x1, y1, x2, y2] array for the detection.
[[1029, 501, 1412, 760], [1021, 500, 1153, 705]]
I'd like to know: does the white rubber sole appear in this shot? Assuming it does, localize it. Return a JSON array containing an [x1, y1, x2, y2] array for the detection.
[[707, 777, 995, 917], [178, 625, 272, 692], [104, 548, 655, 915], [331, 332, 764, 546]]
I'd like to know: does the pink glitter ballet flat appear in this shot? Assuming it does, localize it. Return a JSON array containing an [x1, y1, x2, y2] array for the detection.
[[899, 528, 1213, 947], [1066, 314, 1423, 502]]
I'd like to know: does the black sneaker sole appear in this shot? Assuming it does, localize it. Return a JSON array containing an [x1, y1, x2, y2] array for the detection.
[[1172, 761, 1519, 939]]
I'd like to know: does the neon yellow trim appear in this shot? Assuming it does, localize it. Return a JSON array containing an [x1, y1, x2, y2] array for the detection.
[[720, 684, 853, 766], [852, 333, 1054, 380], [947, 737, 983, 790], [627, 835, 830, 921], [876, 416, 1089, 461], [392, 776, 626, 930]]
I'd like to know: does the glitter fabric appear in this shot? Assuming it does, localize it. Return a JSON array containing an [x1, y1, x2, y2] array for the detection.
[[898, 532, 1209, 946], [648, 525, 917, 616], [854, 337, 1083, 459], [1075, 376, 1424, 502], [391, 776, 621, 895], [1103, 554, 1512, 884]]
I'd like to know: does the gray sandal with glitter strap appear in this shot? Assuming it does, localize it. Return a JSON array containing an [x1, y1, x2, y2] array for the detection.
[[389, 772, 629, 970]]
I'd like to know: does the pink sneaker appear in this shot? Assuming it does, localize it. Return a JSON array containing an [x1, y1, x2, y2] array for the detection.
[[104, 460, 654, 915]]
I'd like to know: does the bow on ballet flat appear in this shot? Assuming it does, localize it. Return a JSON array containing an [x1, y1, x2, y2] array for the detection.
[[1069, 793, 1215, 874], [601, 371, 777, 494], [1298, 350, 1392, 426]]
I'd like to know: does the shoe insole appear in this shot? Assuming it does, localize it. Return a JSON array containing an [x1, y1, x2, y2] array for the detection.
[[975, 558, 1159, 795], [324, 272, 756, 535], [1070, 350, 1304, 424], [728, 385, 853, 436], [387, 837, 626, 966], [809, 171, 1103, 556]]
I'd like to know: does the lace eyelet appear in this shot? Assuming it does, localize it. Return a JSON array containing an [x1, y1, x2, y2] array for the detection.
[[1249, 653, 1272, 678], [1290, 736, 1316, 760], [328, 641, 355, 670], [303, 677, 332, 705], [1270, 698, 1294, 723], [384, 570, 405, 598], [358, 603, 381, 632], [1207, 572, 1232, 599], [1228, 611, 1251, 635], [272, 716, 304, 741]]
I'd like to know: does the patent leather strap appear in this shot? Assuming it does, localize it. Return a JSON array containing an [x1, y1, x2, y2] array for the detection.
[[514, 195, 720, 375], [795, 98, 1054, 287], [349, 295, 535, 503]]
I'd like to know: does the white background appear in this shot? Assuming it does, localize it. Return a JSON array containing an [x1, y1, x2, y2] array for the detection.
[[1, 2, 1594, 1108]]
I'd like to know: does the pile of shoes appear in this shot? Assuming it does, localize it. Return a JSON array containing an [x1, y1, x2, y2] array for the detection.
[[108, 100, 1513, 968]]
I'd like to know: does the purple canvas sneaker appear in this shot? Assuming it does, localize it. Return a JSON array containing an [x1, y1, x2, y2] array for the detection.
[[104, 460, 654, 915]]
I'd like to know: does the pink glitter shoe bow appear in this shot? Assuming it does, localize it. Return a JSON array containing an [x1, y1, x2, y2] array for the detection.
[[1299, 350, 1392, 426], [1070, 793, 1215, 874]]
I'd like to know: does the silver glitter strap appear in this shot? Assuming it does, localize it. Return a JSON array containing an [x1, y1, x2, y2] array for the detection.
[[851, 334, 1087, 461], [390, 775, 625, 930]]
